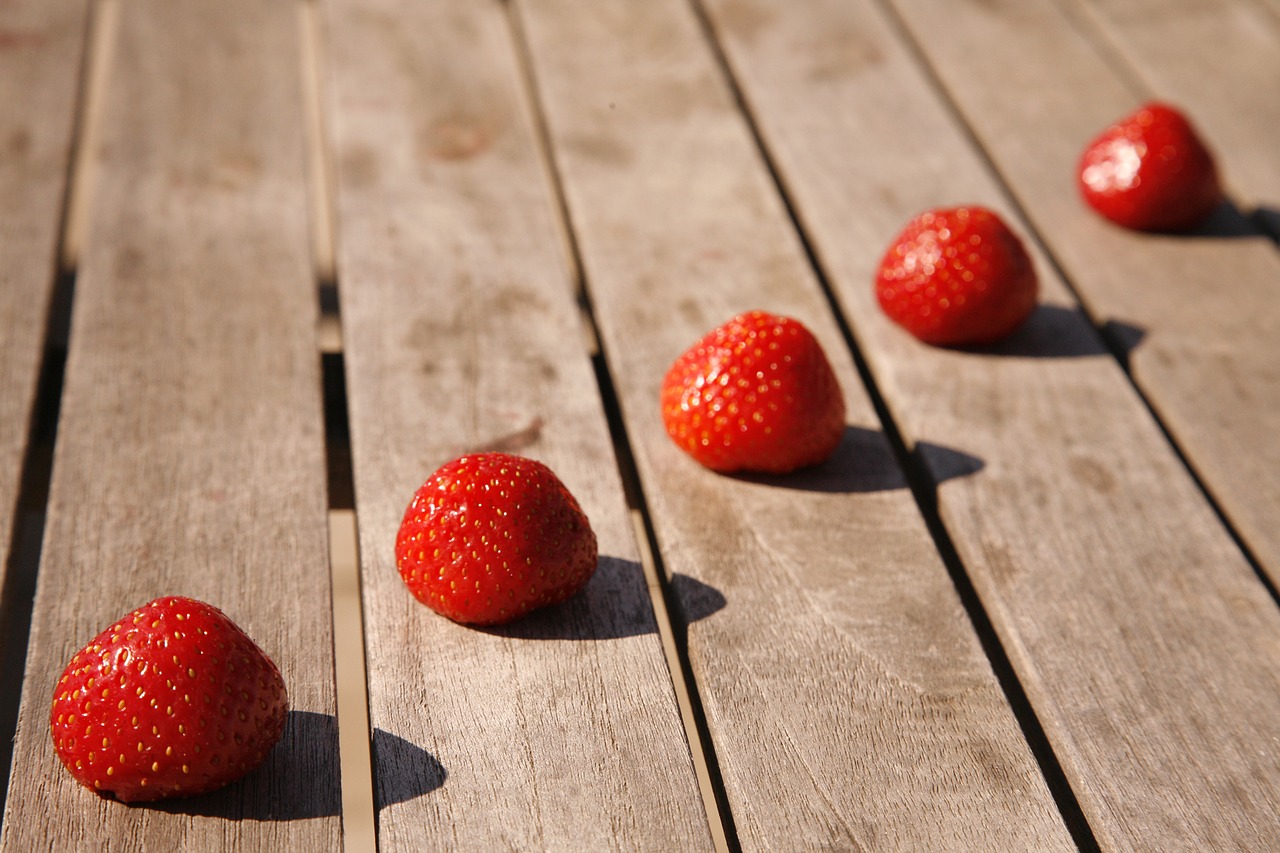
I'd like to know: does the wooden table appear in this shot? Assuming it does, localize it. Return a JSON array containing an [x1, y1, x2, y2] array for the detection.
[[2, 0, 1278, 850]]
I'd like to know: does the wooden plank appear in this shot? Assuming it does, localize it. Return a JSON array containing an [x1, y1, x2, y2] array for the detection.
[[513, 0, 1077, 849], [0, 0, 87, 628], [321, 0, 714, 848], [882, 0, 1280, 601], [698, 0, 1280, 848], [1063, 0, 1280, 228], [0, 0, 89, 825], [0, 0, 340, 848]]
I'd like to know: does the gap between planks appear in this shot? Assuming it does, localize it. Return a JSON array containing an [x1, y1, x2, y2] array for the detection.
[[327, 510, 377, 853], [628, 507, 735, 853], [300, 2, 376, 851], [58, 0, 119, 272], [0, 265, 74, 831]]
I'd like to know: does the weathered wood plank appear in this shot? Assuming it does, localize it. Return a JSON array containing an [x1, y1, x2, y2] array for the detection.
[[0, 0, 89, 824], [322, 0, 713, 848], [699, 0, 1280, 848], [0, 0, 340, 848], [886, 0, 1280, 605], [0, 0, 87, 634], [514, 0, 1076, 849], [1064, 0, 1280, 227]]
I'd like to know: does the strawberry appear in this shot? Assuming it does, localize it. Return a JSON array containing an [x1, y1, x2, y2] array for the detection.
[[660, 311, 845, 473], [1078, 102, 1222, 231], [395, 452, 598, 625], [874, 206, 1038, 346], [50, 596, 288, 803]]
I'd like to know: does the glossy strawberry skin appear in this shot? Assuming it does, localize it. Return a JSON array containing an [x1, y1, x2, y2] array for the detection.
[[875, 206, 1038, 346], [1078, 102, 1222, 231], [395, 453, 598, 625], [661, 311, 845, 474], [50, 596, 288, 803]]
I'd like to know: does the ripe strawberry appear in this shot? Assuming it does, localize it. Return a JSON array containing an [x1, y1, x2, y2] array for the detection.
[[1078, 102, 1222, 231], [395, 452, 598, 625], [660, 311, 845, 474], [50, 596, 288, 803], [875, 206, 1038, 346]]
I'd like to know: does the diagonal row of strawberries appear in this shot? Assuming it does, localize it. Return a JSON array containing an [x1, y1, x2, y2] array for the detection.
[[47, 99, 1219, 806]]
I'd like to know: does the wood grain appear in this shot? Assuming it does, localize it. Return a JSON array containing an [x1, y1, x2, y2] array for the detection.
[[699, 0, 1280, 848], [322, 0, 713, 848], [0, 0, 340, 849], [0, 0, 87, 629], [514, 0, 1076, 849]]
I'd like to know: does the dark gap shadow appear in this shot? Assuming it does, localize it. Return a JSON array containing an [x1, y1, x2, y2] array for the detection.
[[730, 426, 984, 494], [137, 709, 340, 820], [0, 511, 44, 815], [1099, 319, 1146, 370], [0, 267, 74, 815], [372, 728, 447, 812], [322, 351, 353, 511], [317, 280, 340, 316], [480, 559, 725, 641]]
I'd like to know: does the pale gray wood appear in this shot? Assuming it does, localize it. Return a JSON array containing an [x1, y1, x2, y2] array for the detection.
[[321, 0, 713, 848], [1064, 0, 1280, 224], [514, 0, 1076, 849], [880, 0, 1280, 594], [0, 1, 340, 849], [699, 0, 1280, 848], [0, 0, 87, 631]]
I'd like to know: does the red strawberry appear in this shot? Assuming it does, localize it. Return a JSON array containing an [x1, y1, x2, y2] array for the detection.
[[395, 452, 598, 625], [660, 311, 845, 473], [875, 206, 1038, 346], [50, 596, 288, 803], [1078, 102, 1222, 231]]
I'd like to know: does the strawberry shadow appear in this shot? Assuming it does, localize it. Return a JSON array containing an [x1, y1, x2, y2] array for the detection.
[[1165, 198, 1267, 240], [915, 439, 987, 485], [729, 426, 983, 494], [373, 728, 447, 812], [135, 709, 340, 820], [479, 561, 725, 642]]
